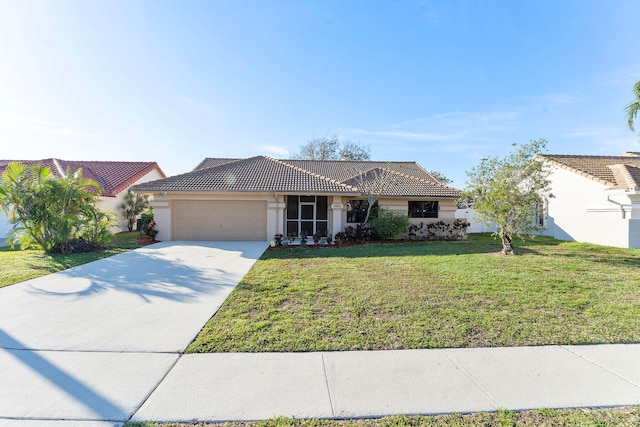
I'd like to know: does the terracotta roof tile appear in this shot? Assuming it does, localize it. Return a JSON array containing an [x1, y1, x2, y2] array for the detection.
[[608, 164, 640, 190], [0, 159, 165, 197], [134, 156, 461, 198], [537, 154, 640, 189]]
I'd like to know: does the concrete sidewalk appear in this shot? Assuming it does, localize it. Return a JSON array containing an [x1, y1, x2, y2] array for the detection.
[[131, 344, 640, 423], [2, 241, 640, 426]]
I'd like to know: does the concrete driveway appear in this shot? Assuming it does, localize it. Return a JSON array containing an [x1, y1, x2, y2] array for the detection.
[[0, 241, 266, 425]]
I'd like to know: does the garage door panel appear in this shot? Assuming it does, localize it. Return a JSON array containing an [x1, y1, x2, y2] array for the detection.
[[173, 200, 267, 241]]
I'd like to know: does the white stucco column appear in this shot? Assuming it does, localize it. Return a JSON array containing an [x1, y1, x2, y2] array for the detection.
[[330, 199, 345, 237], [267, 201, 286, 240], [150, 200, 171, 241]]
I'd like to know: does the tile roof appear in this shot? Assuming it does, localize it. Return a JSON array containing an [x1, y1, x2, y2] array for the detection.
[[134, 156, 460, 198], [193, 158, 241, 171], [341, 167, 460, 197], [283, 160, 439, 182], [0, 159, 165, 197], [537, 154, 640, 190]]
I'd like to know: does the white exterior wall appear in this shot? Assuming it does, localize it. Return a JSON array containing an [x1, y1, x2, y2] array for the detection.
[[546, 166, 639, 248], [0, 214, 10, 245], [455, 208, 499, 233], [95, 169, 165, 232]]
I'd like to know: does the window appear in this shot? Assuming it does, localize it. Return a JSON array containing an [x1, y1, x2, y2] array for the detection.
[[536, 201, 547, 228], [347, 200, 378, 223], [408, 201, 438, 218], [285, 196, 329, 236]]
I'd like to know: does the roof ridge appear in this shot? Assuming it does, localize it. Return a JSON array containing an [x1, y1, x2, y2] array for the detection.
[[539, 154, 640, 160], [384, 168, 457, 189], [342, 165, 455, 190], [193, 157, 242, 171], [282, 159, 417, 164], [51, 158, 66, 177], [265, 156, 357, 191], [608, 163, 640, 190]]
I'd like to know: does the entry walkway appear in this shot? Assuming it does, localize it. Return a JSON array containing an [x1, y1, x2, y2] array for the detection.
[[1, 242, 639, 426]]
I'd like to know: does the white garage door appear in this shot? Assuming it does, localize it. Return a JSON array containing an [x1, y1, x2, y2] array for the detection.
[[172, 200, 267, 241]]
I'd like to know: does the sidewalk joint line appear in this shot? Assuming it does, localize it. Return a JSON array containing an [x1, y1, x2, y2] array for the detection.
[[444, 352, 500, 408], [560, 345, 640, 389], [0, 346, 181, 354], [0, 415, 125, 422], [126, 352, 184, 423], [321, 353, 336, 417]]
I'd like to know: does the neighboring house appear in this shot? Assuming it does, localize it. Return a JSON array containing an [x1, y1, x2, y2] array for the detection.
[[132, 156, 461, 241], [0, 159, 166, 236], [535, 152, 640, 248], [0, 215, 10, 246]]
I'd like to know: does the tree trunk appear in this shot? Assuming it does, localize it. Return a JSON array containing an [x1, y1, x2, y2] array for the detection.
[[501, 232, 514, 255]]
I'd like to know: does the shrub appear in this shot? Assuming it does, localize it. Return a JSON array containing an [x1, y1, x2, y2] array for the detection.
[[370, 209, 410, 239], [407, 219, 470, 240], [144, 220, 159, 241], [80, 209, 119, 247], [138, 208, 154, 233]]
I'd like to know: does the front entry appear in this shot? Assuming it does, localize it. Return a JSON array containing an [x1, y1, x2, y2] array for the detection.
[[286, 196, 328, 237]]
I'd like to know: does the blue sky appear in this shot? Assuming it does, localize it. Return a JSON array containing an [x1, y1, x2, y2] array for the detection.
[[1, 0, 639, 187]]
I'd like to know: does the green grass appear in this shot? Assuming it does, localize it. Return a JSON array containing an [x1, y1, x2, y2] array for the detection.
[[125, 406, 640, 426], [188, 234, 640, 352], [0, 231, 147, 288]]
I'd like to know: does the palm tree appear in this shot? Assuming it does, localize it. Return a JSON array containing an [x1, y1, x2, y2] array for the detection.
[[0, 163, 106, 252], [119, 188, 149, 231], [625, 79, 640, 131]]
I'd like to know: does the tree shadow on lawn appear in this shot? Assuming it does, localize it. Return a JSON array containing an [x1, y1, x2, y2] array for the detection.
[[24, 244, 253, 303], [263, 237, 544, 260]]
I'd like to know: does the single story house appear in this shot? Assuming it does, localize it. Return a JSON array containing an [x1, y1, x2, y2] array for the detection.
[[132, 156, 461, 241], [0, 158, 165, 237], [536, 152, 640, 248]]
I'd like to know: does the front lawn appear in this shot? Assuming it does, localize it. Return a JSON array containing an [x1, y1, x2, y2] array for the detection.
[[0, 231, 147, 288], [125, 406, 640, 427], [188, 234, 640, 352]]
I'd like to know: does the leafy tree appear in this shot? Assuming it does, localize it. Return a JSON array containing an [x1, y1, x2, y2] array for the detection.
[[119, 188, 150, 231], [625, 79, 640, 131], [352, 166, 398, 224], [426, 170, 452, 185], [293, 135, 371, 160], [0, 162, 112, 253], [461, 139, 553, 255]]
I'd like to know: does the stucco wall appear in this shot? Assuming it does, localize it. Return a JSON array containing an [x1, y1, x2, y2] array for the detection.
[[96, 169, 165, 232], [0, 214, 11, 246], [150, 193, 461, 242], [546, 166, 633, 248]]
